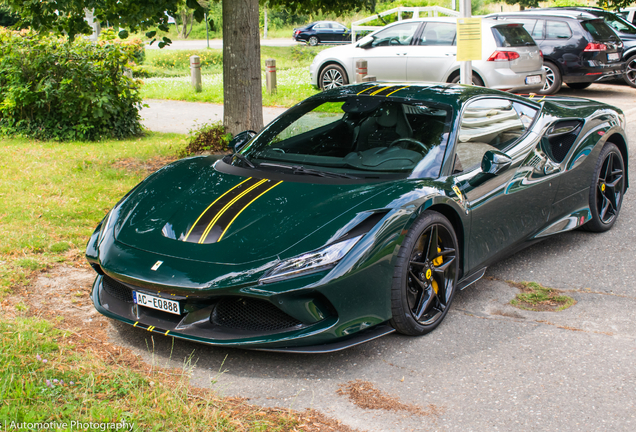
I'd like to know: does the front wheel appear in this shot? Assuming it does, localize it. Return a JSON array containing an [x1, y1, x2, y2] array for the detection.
[[538, 61, 562, 95], [582, 143, 625, 232], [623, 54, 636, 88], [390, 211, 459, 336], [450, 73, 484, 87], [319, 64, 348, 90]]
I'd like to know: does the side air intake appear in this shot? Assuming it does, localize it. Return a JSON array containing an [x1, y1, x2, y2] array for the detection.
[[545, 120, 583, 163]]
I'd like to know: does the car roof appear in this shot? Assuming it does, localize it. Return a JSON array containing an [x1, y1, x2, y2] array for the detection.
[[487, 10, 600, 20], [319, 82, 540, 110]]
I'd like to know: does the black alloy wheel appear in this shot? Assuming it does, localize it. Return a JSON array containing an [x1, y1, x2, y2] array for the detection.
[[583, 143, 625, 232], [319, 64, 348, 90], [624, 54, 636, 88], [390, 211, 458, 335], [539, 61, 562, 95]]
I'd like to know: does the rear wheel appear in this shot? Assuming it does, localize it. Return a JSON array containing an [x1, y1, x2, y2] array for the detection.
[[582, 143, 625, 232], [390, 211, 459, 336], [319, 64, 348, 90], [566, 82, 592, 90], [308, 36, 319, 46], [623, 54, 636, 88], [450, 73, 484, 87], [538, 61, 562, 95]]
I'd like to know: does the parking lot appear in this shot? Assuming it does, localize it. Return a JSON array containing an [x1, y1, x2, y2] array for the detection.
[[115, 83, 636, 431]]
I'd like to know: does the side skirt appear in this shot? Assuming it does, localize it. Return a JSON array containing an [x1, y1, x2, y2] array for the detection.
[[457, 267, 487, 291]]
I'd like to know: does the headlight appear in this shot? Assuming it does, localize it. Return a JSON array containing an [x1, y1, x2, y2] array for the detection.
[[260, 236, 362, 284]]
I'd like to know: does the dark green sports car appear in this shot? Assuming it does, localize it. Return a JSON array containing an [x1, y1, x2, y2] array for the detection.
[[87, 83, 629, 352]]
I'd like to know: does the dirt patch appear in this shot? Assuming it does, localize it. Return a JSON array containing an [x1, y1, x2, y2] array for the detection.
[[3, 265, 365, 432], [337, 380, 442, 417], [112, 155, 178, 174], [508, 281, 576, 312]]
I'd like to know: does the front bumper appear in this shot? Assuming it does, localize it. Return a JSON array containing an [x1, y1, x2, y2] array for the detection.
[[91, 273, 394, 352]]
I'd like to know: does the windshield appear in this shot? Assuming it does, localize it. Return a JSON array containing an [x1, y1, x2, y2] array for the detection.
[[236, 96, 453, 179]]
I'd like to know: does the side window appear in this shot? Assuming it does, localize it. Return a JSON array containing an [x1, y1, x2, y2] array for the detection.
[[418, 22, 457, 46], [532, 19, 545, 39], [314, 23, 326, 30], [546, 20, 572, 39], [371, 22, 420, 47], [454, 99, 530, 171]]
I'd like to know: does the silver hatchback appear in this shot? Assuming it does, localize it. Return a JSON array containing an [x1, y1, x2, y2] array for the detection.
[[310, 17, 545, 92]]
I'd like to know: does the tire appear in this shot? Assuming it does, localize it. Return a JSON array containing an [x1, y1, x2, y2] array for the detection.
[[308, 36, 319, 46], [538, 61, 562, 95], [319, 64, 348, 90], [582, 143, 626, 232], [390, 211, 459, 336], [623, 54, 636, 89], [566, 82, 592, 90], [450, 73, 484, 87]]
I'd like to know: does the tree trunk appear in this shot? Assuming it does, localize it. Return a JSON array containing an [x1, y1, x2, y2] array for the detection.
[[222, 0, 263, 135]]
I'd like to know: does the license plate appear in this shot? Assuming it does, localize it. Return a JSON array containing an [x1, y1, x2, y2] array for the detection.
[[133, 291, 181, 315], [608, 53, 619, 61], [525, 75, 542, 85]]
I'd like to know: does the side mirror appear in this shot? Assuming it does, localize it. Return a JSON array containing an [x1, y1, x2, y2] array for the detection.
[[357, 36, 375, 49], [481, 150, 512, 175], [231, 130, 257, 153]]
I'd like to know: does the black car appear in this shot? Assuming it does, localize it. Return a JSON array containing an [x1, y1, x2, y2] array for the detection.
[[293, 21, 351, 46], [540, 7, 636, 88], [487, 10, 624, 94]]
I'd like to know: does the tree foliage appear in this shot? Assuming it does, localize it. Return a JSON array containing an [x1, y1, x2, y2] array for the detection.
[[502, 0, 540, 10]]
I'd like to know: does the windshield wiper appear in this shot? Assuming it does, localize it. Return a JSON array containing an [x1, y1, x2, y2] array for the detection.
[[259, 163, 359, 179], [232, 153, 256, 168]]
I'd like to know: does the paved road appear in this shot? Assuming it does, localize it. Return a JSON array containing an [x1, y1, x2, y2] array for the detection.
[[120, 83, 636, 431], [141, 99, 286, 134], [146, 38, 300, 50]]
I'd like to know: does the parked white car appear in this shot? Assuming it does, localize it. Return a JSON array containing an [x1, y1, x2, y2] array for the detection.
[[310, 17, 546, 92]]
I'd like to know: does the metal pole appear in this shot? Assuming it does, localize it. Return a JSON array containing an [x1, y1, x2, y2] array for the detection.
[[205, 12, 209, 49], [459, 0, 472, 85], [264, 8, 268, 39]]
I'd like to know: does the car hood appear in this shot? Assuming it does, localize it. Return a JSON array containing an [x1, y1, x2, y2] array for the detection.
[[113, 157, 397, 265]]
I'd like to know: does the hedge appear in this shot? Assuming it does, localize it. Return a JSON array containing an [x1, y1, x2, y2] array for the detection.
[[0, 29, 144, 141]]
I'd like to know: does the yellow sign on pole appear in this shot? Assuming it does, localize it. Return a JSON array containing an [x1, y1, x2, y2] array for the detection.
[[457, 18, 482, 61]]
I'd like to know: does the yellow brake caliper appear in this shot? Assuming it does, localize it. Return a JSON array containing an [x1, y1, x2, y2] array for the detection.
[[431, 243, 442, 294]]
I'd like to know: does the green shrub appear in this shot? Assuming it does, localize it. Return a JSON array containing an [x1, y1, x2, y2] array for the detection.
[[148, 49, 223, 70], [179, 122, 232, 157], [0, 29, 144, 141], [99, 28, 146, 64]]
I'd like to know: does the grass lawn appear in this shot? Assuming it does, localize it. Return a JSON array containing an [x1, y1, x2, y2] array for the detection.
[[0, 134, 344, 431], [140, 46, 327, 107]]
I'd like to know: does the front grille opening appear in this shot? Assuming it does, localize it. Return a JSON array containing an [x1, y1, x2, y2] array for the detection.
[[211, 297, 304, 332], [102, 275, 133, 303]]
